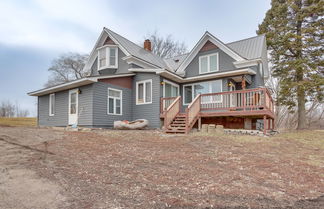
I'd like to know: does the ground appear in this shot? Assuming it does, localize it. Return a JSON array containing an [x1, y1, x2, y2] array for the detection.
[[0, 125, 323, 209]]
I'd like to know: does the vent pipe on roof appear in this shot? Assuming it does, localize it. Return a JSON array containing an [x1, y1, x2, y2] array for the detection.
[[144, 39, 152, 51]]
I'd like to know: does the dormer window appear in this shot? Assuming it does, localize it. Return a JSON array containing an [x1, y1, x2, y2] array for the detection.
[[98, 45, 118, 70], [199, 53, 219, 74]]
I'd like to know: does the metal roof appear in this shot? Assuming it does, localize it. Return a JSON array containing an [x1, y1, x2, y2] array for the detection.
[[105, 28, 169, 69], [226, 34, 265, 60], [105, 28, 265, 71]]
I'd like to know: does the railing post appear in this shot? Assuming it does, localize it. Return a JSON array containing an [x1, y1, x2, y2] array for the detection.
[[185, 108, 189, 134], [263, 115, 267, 135]]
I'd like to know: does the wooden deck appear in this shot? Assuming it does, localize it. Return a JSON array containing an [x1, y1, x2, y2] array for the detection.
[[161, 88, 275, 134]]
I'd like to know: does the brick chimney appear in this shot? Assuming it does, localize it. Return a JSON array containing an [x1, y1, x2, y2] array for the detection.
[[144, 39, 151, 51]]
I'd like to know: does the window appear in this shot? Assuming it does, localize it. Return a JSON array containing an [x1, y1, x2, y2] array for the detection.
[[107, 88, 122, 115], [97, 45, 118, 70], [183, 80, 222, 105], [136, 79, 152, 105], [49, 93, 55, 116], [199, 53, 219, 74], [163, 80, 179, 98]]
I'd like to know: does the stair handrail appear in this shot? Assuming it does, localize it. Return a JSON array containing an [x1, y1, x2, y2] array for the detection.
[[164, 96, 181, 129], [185, 94, 201, 133]]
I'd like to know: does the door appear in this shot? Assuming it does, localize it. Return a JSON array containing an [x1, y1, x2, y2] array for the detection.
[[68, 89, 78, 125], [229, 82, 236, 107]]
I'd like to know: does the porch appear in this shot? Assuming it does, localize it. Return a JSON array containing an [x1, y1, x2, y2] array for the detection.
[[160, 87, 275, 134]]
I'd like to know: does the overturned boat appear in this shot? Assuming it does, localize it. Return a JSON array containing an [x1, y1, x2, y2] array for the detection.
[[114, 119, 149, 130]]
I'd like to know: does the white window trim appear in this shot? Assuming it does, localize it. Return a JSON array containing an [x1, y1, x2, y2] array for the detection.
[[199, 53, 219, 74], [98, 45, 118, 71], [107, 87, 122, 115], [49, 93, 55, 116], [183, 80, 223, 105], [136, 79, 153, 105], [162, 79, 180, 98]]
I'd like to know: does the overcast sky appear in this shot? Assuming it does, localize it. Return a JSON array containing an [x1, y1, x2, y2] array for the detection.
[[0, 0, 270, 116]]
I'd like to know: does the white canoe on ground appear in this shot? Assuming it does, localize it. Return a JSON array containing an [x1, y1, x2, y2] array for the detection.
[[114, 119, 149, 130]]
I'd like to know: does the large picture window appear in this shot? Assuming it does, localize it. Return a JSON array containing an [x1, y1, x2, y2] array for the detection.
[[98, 45, 118, 70], [49, 93, 55, 116], [107, 88, 122, 115], [136, 79, 152, 105], [199, 53, 219, 74], [183, 80, 222, 105]]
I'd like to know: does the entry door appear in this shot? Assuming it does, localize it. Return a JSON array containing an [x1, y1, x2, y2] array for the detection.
[[229, 83, 236, 107], [68, 89, 78, 125]]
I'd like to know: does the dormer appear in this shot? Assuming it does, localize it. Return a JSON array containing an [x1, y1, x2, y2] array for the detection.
[[97, 37, 118, 71]]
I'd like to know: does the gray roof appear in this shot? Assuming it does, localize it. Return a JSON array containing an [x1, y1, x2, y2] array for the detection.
[[227, 34, 265, 60], [106, 28, 265, 71], [105, 28, 169, 69], [164, 53, 189, 71]]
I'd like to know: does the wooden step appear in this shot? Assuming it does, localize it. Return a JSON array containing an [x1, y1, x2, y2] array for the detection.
[[165, 129, 186, 134]]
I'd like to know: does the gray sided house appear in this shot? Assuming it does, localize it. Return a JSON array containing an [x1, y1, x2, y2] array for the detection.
[[28, 27, 275, 133]]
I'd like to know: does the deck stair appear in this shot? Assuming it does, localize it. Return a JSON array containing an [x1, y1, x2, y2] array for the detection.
[[165, 113, 187, 134]]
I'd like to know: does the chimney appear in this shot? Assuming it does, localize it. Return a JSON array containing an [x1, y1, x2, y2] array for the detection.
[[144, 39, 151, 51]]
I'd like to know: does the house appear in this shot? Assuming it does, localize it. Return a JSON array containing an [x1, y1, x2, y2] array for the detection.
[[28, 27, 275, 134]]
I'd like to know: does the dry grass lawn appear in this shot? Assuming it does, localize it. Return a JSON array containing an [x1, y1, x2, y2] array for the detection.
[[0, 126, 323, 209], [0, 117, 36, 127]]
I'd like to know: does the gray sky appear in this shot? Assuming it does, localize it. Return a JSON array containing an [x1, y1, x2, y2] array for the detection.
[[0, 0, 270, 116]]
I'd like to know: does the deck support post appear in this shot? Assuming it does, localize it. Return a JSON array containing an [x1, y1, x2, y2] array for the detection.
[[272, 118, 275, 130], [263, 115, 267, 135], [198, 117, 201, 131], [268, 118, 271, 130]]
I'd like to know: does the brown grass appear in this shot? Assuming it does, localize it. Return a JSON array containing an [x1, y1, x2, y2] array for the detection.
[[0, 117, 37, 127]]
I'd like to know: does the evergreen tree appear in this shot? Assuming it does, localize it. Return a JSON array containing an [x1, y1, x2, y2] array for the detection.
[[257, 0, 324, 129]]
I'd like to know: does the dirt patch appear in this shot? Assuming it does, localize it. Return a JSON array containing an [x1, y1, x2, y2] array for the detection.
[[0, 126, 323, 208]]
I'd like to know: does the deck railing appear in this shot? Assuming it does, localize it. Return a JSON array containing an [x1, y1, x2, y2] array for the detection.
[[160, 97, 177, 114], [199, 88, 274, 113], [185, 94, 201, 133], [163, 96, 181, 129]]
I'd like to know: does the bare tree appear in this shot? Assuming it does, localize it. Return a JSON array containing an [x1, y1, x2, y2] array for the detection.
[[45, 53, 89, 87], [144, 31, 188, 58], [0, 100, 16, 117], [0, 100, 30, 118]]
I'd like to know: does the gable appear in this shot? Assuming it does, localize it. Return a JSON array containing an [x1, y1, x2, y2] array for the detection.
[[103, 36, 116, 45], [176, 32, 245, 74], [200, 41, 218, 52]]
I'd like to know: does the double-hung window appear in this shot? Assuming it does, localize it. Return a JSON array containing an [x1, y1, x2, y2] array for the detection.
[[199, 53, 219, 74], [136, 79, 152, 105], [49, 93, 55, 116], [108, 88, 122, 115], [183, 80, 222, 105], [98, 45, 118, 70]]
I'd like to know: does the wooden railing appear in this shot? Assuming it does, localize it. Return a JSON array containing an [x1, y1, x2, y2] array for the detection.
[[164, 96, 181, 129], [199, 88, 274, 113], [160, 97, 177, 114], [185, 94, 201, 133]]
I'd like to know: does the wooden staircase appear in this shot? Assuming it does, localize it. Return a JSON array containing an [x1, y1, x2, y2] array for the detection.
[[165, 113, 187, 134]]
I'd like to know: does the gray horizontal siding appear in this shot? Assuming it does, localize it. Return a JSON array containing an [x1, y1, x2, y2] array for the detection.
[[38, 90, 69, 127], [38, 85, 94, 127], [92, 82, 132, 127], [78, 85, 93, 126], [132, 73, 161, 128]]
